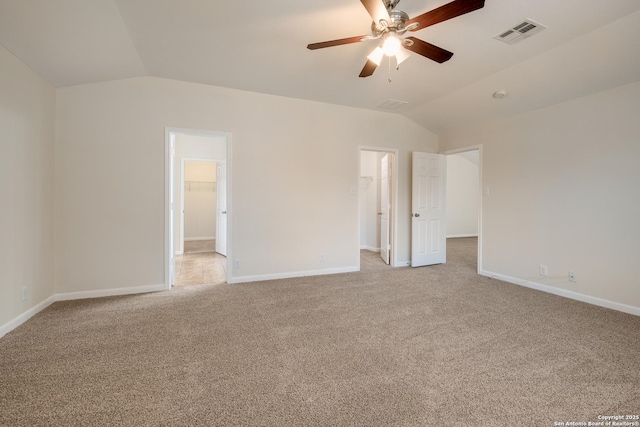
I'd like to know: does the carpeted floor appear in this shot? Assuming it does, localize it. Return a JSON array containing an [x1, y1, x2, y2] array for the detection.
[[1, 238, 639, 426]]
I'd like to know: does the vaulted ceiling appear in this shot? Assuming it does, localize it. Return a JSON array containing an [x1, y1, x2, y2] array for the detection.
[[1, 0, 639, 134]]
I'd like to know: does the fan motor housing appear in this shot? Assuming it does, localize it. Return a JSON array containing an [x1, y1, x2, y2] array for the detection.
[[371, 10, 409, 35], [383, 0, 402, 10]]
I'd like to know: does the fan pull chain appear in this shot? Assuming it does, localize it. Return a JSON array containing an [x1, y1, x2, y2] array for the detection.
[[388, 56, 392, 83]]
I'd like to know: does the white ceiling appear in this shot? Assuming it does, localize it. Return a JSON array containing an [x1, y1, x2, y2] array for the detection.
[[1, 0, 639, 134]]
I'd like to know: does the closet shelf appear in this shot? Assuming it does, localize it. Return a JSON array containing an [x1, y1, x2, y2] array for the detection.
[[185, 181, 216, 192]]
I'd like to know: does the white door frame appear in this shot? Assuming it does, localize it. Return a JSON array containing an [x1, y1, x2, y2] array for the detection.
[[379, 153, 391, 265], [215, 162, 228, 257], [358, 146, 400, 267], [165, 127, 233, 289], [442, 145, 483, 273]]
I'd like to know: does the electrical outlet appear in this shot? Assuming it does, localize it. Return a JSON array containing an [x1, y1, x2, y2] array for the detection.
[[539, 265, 548, 276], [569, 271, 577, 282], [234, 259, 240, 269], [21, 286, 27, 301]]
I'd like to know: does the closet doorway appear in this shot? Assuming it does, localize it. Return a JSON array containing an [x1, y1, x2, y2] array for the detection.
[[176, 159, 226, 286], [181, 160, 217, 255], [359, 147, 399, 270], [165, 129, 230, 289]]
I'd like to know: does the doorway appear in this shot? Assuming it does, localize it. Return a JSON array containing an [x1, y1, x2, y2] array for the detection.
[[165, 128, 231, 289], [359, 147, 399, 270], [444, 147, 482, 273], [181, 159, 217, 255], [174, 160, 226, 286]]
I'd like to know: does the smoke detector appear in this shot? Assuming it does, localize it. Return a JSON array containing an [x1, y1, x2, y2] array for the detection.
[[492, 90, 508, 99]]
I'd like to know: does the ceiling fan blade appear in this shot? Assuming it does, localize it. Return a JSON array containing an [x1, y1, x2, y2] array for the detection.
[[359, 59, 378, 77], [403, 37, 453, 63], [406, 0, 485, 32], [360, 0, 391, 25], [307, 35, 369, 50]]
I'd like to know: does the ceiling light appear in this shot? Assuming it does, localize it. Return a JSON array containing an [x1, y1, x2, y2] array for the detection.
[[395, 48, 411, 67], [367, 47, 384, 66], [492, 90, 508, 99], [382, 35, 401, 57]]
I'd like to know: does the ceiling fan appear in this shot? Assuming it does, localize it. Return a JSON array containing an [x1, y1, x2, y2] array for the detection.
[[307, 0, 485, 77]]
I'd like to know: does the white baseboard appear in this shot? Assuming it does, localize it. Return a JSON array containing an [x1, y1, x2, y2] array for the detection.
[[184, 237, 215, 241], [0, 295, 57, 338], [395, 260, 411, 267], [480, 270, 640, 316], [55, 284, 166, 302], [360, 246, 380, 252], [447, 234, 478, 238], [0, 284, 166, 339], [229, 266, 359, 284]]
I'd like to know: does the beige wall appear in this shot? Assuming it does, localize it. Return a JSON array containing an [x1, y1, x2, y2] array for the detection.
[[440, 81, 640, 312], [55, 76, 438, 291], [0, 44, 56, 329]]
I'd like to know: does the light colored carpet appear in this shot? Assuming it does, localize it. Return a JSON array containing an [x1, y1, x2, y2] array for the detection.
[[1, 238, 639, 426]]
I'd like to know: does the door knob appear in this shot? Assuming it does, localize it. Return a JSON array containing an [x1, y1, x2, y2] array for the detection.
[[378, 212, 383, 215], [413, 213, 420, 217], [222, 211, 227, 214]]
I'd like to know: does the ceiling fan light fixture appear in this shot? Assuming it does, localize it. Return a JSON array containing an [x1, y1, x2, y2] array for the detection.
[[307, 0, 487, 78], [395, 48, 411, 67], [382, 35, 401, 56], [367, 46, 384, 66]]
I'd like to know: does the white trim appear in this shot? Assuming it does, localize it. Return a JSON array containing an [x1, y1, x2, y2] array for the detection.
[[184, 237, 216, 241], [397, 259, 411, 267], [55, 284, 166, 302], [447, 234, 478, 238], [480, 270, 640, 316], [165, 129, 174, 291], [442, 145, 483, 273], [0, 296, 56, 338], [360, 246, 381, 252], [229, 266, 359, 284]]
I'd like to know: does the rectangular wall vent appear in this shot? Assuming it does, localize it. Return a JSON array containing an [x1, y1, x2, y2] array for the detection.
[[494, 19, 547, 45], [377, 99, 408, 110]]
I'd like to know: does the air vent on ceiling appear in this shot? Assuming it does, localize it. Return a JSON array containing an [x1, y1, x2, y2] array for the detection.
[[377, 99, 408, 110], [494, 19, 547, 45]]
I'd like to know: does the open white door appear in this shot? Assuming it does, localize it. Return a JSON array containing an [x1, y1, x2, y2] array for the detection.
[[216, 163, 227, 256], [380, 154, 391, 264], [411, 152, 446, 267]]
